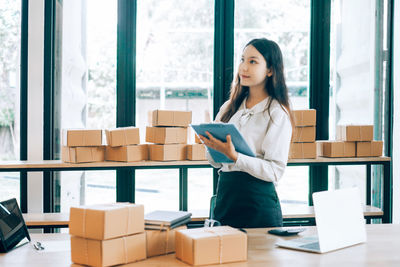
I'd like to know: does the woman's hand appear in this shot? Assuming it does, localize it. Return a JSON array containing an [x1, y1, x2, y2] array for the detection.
[[198, 131, 238, 162]]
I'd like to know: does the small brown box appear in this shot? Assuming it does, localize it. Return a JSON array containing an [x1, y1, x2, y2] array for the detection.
[[317, 141, 356, 157], [289, 142, 317, 159], [146, 226, 187, 258], [146, 127, 187, 144], [292, 126, 316, 142], [175, 226, 247, 266], [71, 233, 146, 267], [62, 129, 102, 147], [292, 109, 316, 126], [152, 110, 192, 127], [62, 146, 105, 163], [187, 144, 206, 160], [69, 203, 144, 240], [149, 144, 187, 161], [356, 141, 383, 157], [336, 125, 373, 141], [105, 144, 148, 162], [105, 127, 140, 147]]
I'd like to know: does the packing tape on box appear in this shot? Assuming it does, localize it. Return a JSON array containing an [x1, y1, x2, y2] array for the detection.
[[123, 236, 128, 264], [125, 206, 131, 235], [204, 228, 224, 264]]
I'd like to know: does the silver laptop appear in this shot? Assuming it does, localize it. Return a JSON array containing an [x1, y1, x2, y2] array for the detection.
[[276, 187, 367, 253]]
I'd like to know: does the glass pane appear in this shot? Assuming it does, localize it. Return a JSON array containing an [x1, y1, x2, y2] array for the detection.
[[329, 0, 380, 206], [0, 0, 21, 203], [235, 0, 310, 109], [135, 169, 179, 213], [54, 0, 117, 211], [235, 0, 311, 204], [188, 168, 213, 217], [136, 0, 214, 143]]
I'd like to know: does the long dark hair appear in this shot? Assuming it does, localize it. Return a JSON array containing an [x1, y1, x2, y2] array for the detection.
[[220, 38, 294, 127]]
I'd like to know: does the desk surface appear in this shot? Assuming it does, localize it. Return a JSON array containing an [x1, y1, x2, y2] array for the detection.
[[1, 224, 399, 267], [0, 156, 391, 171]]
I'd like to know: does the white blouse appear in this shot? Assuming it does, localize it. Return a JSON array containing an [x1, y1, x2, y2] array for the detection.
[[206, 97, 292, 185]]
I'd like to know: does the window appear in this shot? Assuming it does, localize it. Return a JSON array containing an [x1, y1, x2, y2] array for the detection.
[[235, 0, 311, 206], [0, 0, 21, 203], [135, 0, 214, 212], [53, 0, 117, 211]]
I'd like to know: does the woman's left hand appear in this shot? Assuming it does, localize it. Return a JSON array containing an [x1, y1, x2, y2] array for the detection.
[[198, 131, 238, 162]]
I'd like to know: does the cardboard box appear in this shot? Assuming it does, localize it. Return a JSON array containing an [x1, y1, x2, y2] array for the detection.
[[356, 141, 383, 157], [152, 110, 192, 127], [336, 125, 373, 141], [146, 127, 187, 144], [316, 141, 356, 157], [71, 232, 146, 267], [105, 127, 140, 147], [289, 142, 317, 159], [62, 146, 105, 163], [63, 129, 102, 147], [69, 203, 144, 240], [146, 226, 187, 258], [105, 144, 148, 162], [292, 109, 316, 126], [292, 126, 316, 142], [175, 226, 247, 266], [149, 144, 186, 161], [187, 144, 206, 160]]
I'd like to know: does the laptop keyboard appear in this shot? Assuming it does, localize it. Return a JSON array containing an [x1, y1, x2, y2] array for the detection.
[[299, 242, 320, 251]]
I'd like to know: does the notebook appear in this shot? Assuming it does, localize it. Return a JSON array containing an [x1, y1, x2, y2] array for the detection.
[[190, 123, 255, 163], [275, 187, 367, 253], [145, 210, 192, 230]]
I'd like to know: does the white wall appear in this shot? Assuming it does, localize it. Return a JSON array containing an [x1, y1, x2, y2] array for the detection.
[[393, 0, 399, 224], [27, 0, 44, 213]]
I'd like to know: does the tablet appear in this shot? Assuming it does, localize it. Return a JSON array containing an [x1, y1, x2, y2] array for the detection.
[[190, 123, 255, 163]]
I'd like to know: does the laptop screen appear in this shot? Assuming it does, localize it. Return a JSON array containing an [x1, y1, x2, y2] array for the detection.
[[0, 199, 25, 240]]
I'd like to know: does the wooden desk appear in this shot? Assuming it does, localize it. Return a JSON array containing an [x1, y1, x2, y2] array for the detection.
[[1, 224, 399, 266], [0, 156, 392, 222]]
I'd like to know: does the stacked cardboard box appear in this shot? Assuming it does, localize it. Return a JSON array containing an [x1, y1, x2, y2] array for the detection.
[[146, 110, 192, 161], [69, 203, 146, 266], [61, 129, 105, 163], [316, 125, 382, 157], [105, 127, 148, 162], [289, 110, 317, 159], [175, 226, 247, 265]]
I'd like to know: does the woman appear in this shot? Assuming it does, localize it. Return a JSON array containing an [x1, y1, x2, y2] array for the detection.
[[199, 38, 294, 228]]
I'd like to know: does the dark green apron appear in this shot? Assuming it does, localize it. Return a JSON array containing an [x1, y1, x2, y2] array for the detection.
[[214, 171, 282, 228]]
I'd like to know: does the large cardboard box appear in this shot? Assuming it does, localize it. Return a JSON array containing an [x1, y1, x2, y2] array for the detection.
[[69, 203, 144, 240], [336, 125, 373, 141], [71, 232, 146, 267], [292, 126, 316, 142], [105, 127, 140, 147], [152, 110, 192, 127], [146, 127, 187, 144], [316, 141, 356, 157], [105, 144, 148, 162], [63, 129, 102, 147], [62, 146, 105, 163], [289, 142, 317, 159], [292, 109, 316, 127], [356, 141, 383, 157], [187, 144, 206, 160], [175, 226, 247, 266], [149, 144, 186, 161], [146, 226, 187, 258]]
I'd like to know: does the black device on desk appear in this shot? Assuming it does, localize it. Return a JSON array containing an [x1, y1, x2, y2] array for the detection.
[[0, 198, 31, 252]]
